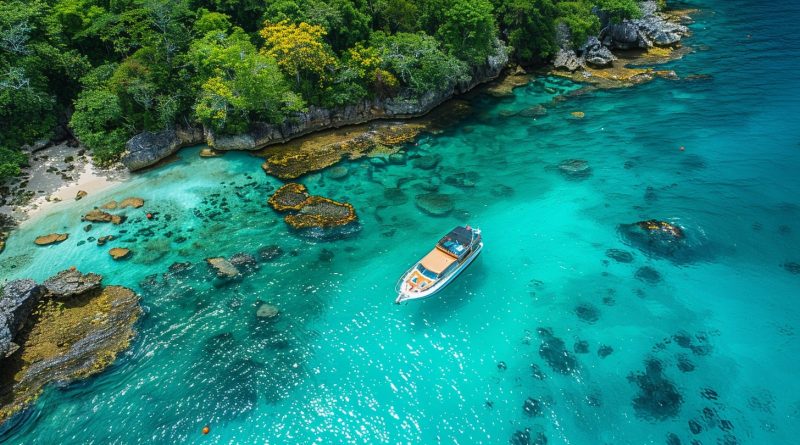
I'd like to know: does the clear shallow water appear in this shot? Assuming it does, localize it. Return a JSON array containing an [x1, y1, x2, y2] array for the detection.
[[2, 0, 800, 443]]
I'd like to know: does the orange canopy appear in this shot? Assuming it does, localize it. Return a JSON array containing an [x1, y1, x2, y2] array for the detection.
[[420, 247, 456, 275]]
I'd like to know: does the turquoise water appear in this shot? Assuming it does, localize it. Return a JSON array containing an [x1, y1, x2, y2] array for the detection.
[[2, 0, 800, 443]]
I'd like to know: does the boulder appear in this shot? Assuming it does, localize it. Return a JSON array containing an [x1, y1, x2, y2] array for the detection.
[[558, 159, 591, 178], [206, 257, 240, 278], [412, 154, 442, 170], [553, 49, 583, 72], [119, 197, 145, 209], [583, 36, 616, 67], [83, 209, 125, 225], [258, 245, 284, 262], [199, 147, 221, 157], [619, 220, 687, 260], [121, 126, 204, 171], [230, 252, 258, 272], [97, 235, 115, 246], [256, 303, 279, 319], [388, 153, 407, 165], [42, 268, 103, 299], [600, 3, 689, 50], [109, 247, 132, 260], [34, 233, 69, 246], [326, 165, 349, 180], [0, 280, 43, 357], [75, 190, 87, 201], [415, 193, 455, 216]]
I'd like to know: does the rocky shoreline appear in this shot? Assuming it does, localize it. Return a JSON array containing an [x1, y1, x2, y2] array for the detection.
[[120, 42, 510, 171], [0, 268, 142, 424]]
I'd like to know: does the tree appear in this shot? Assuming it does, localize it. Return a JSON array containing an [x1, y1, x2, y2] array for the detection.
[[190, 27, 304, 132], [597, 0, 641, 23], [556, 1, 601, 47], [70, 87, 130, 164], [494, 0, 558, 63], [437, 0, 497, 65], [259, 20, 338, 101], [371, 32, 468, 95]]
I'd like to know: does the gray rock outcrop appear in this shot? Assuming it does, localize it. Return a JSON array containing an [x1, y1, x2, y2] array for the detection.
[[122, 42, 509, 171], [600, 1, 688, 50], [583, 36, 617, 67], [553, 49, 584, 71], [0, 280, 43, 358], [121, 126, 204, 171], [42, 268, 103, 299]]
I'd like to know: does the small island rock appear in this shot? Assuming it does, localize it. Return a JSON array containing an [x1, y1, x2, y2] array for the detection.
[[109, 247, 132, 260], [34, 233, 69, 246]]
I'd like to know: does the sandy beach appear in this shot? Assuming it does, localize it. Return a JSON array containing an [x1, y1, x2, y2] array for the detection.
[[0, 142, 129, 227]]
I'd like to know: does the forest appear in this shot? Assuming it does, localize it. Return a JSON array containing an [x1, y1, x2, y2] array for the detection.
[[0, 0, 643, 179]]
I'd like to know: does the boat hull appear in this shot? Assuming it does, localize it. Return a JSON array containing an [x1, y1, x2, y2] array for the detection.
[[395, 242, 483, 304]]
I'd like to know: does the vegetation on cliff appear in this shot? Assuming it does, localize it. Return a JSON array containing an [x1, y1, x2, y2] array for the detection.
[[0, 0, 642, 176]]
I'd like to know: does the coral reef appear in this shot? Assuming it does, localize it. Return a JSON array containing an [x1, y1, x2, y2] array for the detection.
[[268, 183, 358, 232]]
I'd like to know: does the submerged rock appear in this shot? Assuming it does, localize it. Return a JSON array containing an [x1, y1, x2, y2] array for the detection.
[[256, 303, 279, 319], [97, 235, 115, 246], [42, 268, 102, 299], [206, 257, 240, 278], [326, 165, 349, 179], [258, 245, 284, 262], [781, 261, 800, 274], [558, 159, 591, 178], [575, 303, 600, 323], [606, 248, 634, 263], [523, 397, 543, 416], [628, 358, 683, 420], [619, 220, 690, 260], [34, 233, 69, 246], [412, 154, 442, 170], [538, 327, 578, 375], [230, 252, 259, 273], [635, 266, 662, 284], [415, 193, 455, 216]]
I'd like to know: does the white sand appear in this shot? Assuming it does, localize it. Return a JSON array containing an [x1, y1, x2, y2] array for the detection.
[[1, 143, 129, 226]]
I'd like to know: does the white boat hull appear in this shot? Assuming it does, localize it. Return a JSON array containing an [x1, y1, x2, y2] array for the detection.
[[395, 242, 483, 304]]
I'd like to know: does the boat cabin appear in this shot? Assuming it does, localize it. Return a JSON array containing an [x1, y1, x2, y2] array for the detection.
[[412, 226, 481, 284]]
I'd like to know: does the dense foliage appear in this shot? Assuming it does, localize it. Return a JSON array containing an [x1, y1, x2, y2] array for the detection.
[[0, 0, 642, 174]]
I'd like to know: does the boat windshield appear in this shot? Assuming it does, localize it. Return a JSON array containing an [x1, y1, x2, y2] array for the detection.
[[416, 264, 438, 279]]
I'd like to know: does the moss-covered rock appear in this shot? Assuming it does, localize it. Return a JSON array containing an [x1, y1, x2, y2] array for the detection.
[[267, 183, 310, 211], [284, 196, 357, 229], [0, 280, 141, 424]]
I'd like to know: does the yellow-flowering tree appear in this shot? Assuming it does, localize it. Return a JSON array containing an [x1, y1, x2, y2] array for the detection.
[[259, 20, 338, 90], [346, 44, 398, 98]]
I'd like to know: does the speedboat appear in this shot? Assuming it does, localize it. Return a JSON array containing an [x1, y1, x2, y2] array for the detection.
[[395, 226, 483, 304]]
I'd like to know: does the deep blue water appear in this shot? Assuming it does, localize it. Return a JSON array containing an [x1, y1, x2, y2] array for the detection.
[[1, 0, 799, 443]]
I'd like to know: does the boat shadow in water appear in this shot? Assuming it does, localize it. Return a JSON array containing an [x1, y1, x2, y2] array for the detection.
[[406, 263, 487, 328]]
